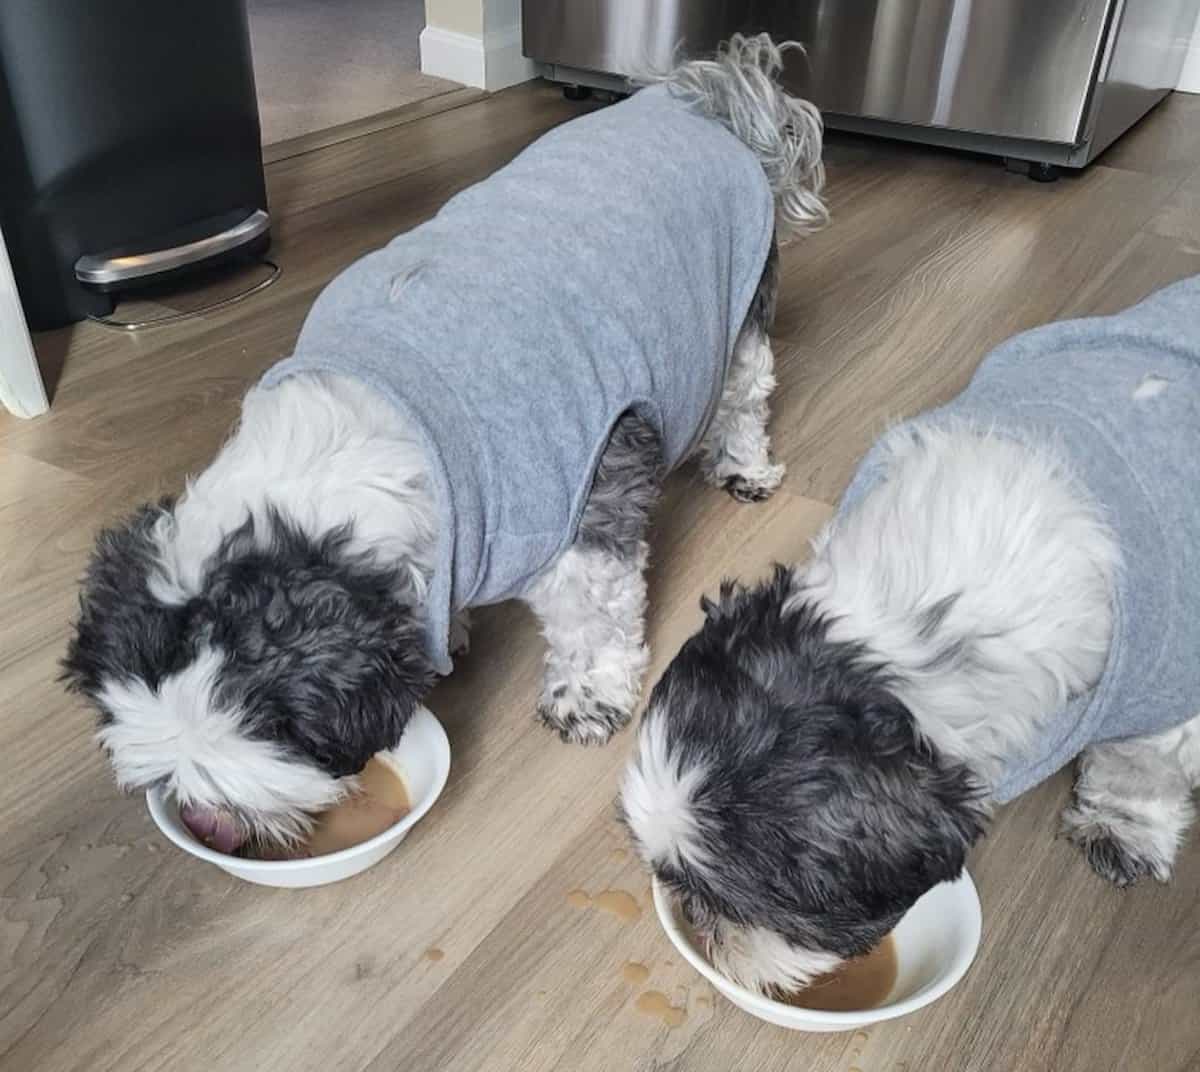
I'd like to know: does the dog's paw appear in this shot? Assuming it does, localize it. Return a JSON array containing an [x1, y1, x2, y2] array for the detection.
[[1061, 806, 1174, 887], [537, 683, 632, 746], [720, 461, 785, 504]]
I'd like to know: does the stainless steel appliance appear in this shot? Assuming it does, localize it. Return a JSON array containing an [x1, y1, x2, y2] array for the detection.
[[522, 0, 1200, 178]]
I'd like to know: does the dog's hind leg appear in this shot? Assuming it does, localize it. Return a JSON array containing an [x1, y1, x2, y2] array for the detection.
[[698, 238, 786, 503], [1061, 711, 1200, 886], [523, 412, 661, 745]]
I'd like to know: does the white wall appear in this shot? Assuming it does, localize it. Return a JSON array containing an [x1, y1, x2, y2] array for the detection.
[[421, 0, 536, 91], [1180, 9, 1200, 92], [424, 0, 482, 36]]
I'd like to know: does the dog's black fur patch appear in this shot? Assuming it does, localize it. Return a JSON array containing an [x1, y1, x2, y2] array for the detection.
[[63, 505, 434, 780], [577, 410, 663, 560], [632, 565, 987, 960], [63, 498, 188, 698]]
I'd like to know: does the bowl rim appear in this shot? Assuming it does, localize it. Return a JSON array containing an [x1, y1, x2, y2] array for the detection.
[[650, 872, 982, 1027], [145, 706, 451, 873]]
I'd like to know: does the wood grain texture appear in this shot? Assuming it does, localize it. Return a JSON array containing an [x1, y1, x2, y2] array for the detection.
[[2, 84, 1199, 1072]]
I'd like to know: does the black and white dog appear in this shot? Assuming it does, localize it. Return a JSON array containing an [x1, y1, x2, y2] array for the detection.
[[63, 36, 826, 852], [621, 282, 1200, 995]]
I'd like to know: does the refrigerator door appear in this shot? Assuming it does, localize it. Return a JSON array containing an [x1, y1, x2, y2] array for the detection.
[[522, 0, 1118, 145]]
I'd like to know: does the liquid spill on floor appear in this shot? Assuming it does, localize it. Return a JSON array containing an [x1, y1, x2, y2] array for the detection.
[[423, 947, 444, 962], [565, 887, 642, 921], [594, 889, 641, 921], [635, 991, 687, 1028], [622, 961, 650, 985], [610, 848, 628, 862]]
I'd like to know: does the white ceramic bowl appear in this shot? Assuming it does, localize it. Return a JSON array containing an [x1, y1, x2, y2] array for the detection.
[[146, 706, 451, 888], [652, 872, 982, 1032]]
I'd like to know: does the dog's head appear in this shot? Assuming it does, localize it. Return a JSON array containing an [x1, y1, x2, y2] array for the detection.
[[620, 567, 985, 995], [63, 500, 434, 850]]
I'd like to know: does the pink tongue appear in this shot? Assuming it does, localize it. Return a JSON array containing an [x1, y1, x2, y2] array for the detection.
[[180, 804, 245, 853]]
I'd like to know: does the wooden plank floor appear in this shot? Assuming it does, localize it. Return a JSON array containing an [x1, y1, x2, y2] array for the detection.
[[3, 83, 1200, 1072]]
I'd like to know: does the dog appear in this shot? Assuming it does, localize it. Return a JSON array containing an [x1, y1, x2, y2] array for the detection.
[[621, 275, 1200, 995], [62, 35, 826, 852]]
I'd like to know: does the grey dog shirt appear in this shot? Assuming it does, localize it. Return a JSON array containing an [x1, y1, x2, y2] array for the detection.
[[263, 85, 775, 673], [838, 275, 1200, 802]]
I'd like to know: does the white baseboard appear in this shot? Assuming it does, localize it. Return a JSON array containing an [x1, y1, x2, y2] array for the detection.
[[483, 24, 538, 91], [1179, 40, 1200, 93], [420, 26, 486, 88], [420, 24, 536, 92]]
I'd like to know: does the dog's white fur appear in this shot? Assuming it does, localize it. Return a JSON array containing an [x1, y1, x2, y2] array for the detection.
[[150, 374, 438, 608], [698, 321, 786, 498], [1060, 716, 1200, 882], [526, 542, 652, 744], [711, 921, 842, 995], [622, 716, 712, 869], [799, 420, 1121, 787], [98, 646, 347, 842]]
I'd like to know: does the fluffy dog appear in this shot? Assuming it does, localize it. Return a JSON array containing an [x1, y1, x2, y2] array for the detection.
[[621, 276, 1200, 995], [62, 36, 826, 852]]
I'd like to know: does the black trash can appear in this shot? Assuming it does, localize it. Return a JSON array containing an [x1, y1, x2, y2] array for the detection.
[[0, 0, 270, 329]]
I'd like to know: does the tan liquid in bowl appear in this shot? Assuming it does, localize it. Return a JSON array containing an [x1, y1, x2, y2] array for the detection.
[[241, 756, 410, 859], [780, 933, 898, 1012]]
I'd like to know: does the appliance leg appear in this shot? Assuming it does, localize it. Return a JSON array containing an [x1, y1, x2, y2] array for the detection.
[[1004, 157, 1060, 182], [562, 84, 592, 102]]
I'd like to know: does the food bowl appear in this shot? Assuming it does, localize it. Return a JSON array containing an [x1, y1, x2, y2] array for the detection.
[[652, 871, 982, 1032], [146, 706, 451, 888]]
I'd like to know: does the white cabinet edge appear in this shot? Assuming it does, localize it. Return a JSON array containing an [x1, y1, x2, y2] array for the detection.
[[0, 226, 48, 419]]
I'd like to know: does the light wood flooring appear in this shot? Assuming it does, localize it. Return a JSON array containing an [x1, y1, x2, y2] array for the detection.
[[3, 83, 1200, 1072]]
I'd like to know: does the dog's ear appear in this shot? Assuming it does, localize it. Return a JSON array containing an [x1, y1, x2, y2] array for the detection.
[[202, 519, 437, 778], [272, 605, 430, 778], [850, 688, 987, 904], [62, 498, 185, 707]]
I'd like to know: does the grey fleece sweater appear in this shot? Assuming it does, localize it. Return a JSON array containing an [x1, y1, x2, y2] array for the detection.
[[264, 85, 775, 672], [839, 275, 1200, 801]]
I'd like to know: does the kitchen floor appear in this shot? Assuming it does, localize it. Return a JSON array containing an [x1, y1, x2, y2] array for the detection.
[[2, 84, 1199, 1072], [246, 0, 454, 146]]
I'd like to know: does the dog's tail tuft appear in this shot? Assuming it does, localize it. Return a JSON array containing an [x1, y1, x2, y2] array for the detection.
[[641, 34, 827, 237]]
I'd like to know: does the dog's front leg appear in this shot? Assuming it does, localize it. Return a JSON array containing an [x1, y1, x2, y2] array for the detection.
[[1061, 712, 1200, 886], [522, 411, 660, 745], [525, 543, 650, 745]]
